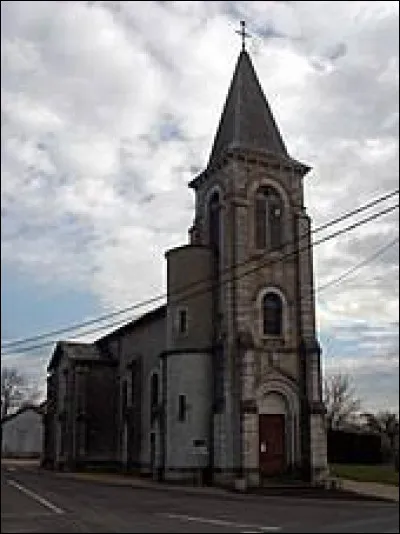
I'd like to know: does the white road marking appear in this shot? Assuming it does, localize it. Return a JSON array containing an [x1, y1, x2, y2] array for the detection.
[[159, 512, 280, 531], [6, 479, 64, 515]]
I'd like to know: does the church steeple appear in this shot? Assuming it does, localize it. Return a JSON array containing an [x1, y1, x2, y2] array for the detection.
[[207, 48, 289, 168]]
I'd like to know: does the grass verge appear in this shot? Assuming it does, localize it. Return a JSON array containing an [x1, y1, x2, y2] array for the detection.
[[331, 464, 399, 486]]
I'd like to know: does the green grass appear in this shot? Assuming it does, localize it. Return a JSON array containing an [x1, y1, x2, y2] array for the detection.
[[330, 464, 399, 486]]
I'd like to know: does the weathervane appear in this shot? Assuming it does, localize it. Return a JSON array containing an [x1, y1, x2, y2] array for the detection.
[[235, 20, 250, 51]]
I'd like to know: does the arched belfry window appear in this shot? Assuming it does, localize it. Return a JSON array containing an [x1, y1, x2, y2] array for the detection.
[[255, 186, 283, 251], [262, 292, 283, 336]]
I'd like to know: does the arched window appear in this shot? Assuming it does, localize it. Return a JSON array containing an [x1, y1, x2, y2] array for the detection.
[[262, 292, 283, 336], [255, 186, 283, 251]]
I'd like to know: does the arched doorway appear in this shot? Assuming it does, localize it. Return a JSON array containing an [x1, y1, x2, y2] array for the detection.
[[257, 375, 300, 478], [259, 393, 286, 476]]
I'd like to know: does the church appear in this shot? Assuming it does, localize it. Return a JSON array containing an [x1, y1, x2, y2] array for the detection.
[[43, 32, 328, 488]]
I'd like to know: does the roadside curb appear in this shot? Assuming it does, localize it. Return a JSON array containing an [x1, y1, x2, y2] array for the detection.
[[39, 469, 398, 504], [338, 478, 399, 504], [4, 463, 396, 504]]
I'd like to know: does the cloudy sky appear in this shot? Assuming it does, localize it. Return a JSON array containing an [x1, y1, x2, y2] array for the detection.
[[1, 1, 399, 413]]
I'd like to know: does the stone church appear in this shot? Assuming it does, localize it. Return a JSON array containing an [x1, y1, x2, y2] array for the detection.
[[43, 41, 328, 487]]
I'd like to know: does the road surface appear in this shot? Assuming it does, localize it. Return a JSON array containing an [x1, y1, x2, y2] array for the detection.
[[1, 464, 399, 533]]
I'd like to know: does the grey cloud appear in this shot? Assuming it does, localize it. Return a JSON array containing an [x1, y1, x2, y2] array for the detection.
[[259, 23, 297, 42], [325, 42, 347, 62], [1, 1, 398, 407], [140, 194, 156, 205], [157, 116, 184, 143], [309, 42, 348, 72], [344, 232, 399, 267]]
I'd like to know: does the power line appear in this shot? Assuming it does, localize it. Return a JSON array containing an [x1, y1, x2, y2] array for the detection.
[[308, 189, 398, 235], [1, 315, 138, 360], [317, 236, 399, 293], [2, 188, 398, 351], [2, 201, 397, 357], [0, 295, 163, 351], [4, 199, 397, 352], [213, 203, 399, 308], [315, 237, 399, 363]]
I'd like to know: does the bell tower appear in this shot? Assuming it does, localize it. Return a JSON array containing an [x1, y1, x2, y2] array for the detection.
[[188, 24, 328, 485]]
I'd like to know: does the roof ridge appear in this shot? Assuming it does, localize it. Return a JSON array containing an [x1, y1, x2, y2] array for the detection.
[[1, 403, 44, 424]]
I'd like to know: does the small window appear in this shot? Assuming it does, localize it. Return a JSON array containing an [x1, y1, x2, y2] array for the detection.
[[77, 379, 85, 412], [150, 372, 159, 425], [130, 358, 141, 406], [130, 366, 136, 406], [177, 309, 188, 335], [121, 380, 128, 412], [150, 373, 159, 409], [178, 394, 187, 422]]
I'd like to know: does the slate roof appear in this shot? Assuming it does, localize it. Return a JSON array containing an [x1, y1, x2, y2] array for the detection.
[[96, 304, 167, 343], [189, 49, 310, 189], [47, 341, 104, 372], [59, 341, 103, 360], [208, 49, 289, 167], [1, 401, 46, 425], [47, 305, 167, 372]]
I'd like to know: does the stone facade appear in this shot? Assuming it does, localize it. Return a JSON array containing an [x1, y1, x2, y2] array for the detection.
[[97, 306, 166, 473], [43, 46, 327, 486], [44, 342, 118, 470]]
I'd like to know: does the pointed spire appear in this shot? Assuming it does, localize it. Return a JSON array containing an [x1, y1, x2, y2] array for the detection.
[[207, 49, 289, 168]]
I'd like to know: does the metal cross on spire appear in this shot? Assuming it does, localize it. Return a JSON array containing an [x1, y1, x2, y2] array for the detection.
[[235, 20, 250, 51]]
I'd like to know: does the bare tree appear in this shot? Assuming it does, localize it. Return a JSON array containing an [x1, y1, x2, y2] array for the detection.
[[323, 373, 362, 430], [1, 366, 40, 421]]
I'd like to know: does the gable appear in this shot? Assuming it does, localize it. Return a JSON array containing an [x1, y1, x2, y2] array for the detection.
[[2, 406, 43, 427]]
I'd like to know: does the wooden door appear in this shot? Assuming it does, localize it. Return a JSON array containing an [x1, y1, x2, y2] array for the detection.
[[259, 414, 285, 476]]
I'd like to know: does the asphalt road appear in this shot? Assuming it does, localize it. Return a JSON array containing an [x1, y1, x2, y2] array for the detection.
[[1, 464, 399, 533]]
